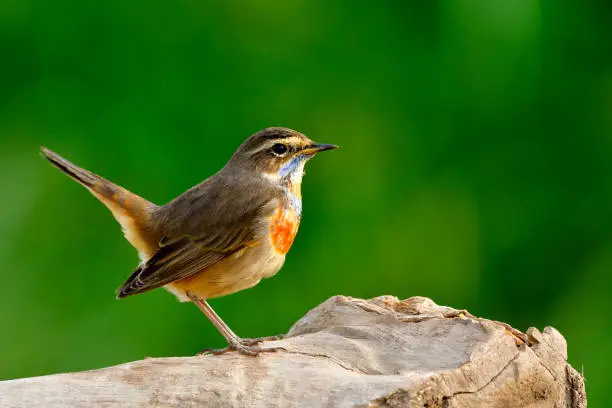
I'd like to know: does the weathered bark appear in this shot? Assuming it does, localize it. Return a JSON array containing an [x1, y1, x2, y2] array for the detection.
[[0, 296, 586, 408]]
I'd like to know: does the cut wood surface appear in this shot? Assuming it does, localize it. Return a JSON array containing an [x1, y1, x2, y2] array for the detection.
[[0, 296, 586, 408]]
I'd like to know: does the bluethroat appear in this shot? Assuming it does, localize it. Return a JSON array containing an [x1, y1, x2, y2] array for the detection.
[[41, 127, 337, 355]]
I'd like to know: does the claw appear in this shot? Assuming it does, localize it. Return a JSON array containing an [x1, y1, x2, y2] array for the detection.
[[196, 347, 233, 356], [239, 334, 285, 346], [197, 342, 285, 357]]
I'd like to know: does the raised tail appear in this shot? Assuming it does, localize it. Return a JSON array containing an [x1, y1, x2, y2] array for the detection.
[[41, 147, 160, 261]]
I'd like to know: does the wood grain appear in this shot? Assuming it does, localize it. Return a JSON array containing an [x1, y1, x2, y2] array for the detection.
[[0, 296, 586, 407]]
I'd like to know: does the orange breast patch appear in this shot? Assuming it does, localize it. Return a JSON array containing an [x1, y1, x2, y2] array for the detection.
[[270, 207, 300, 254]]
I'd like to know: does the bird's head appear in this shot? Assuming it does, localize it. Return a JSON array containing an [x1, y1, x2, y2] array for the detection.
[[230, 127, 338, 185]]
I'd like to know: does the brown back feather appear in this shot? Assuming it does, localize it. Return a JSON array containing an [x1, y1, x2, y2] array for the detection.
[[116, 165, 280, 298]]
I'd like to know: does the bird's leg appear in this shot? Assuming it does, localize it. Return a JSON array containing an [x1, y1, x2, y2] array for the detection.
[[187, 292, 285, 356]]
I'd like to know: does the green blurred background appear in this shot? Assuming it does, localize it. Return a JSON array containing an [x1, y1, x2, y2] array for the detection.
[[0, 0, 610, 404]]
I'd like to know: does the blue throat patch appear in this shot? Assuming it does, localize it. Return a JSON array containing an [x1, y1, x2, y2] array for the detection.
[[279, 155, 303, 178], [279, 155, 306, 218], [287, 190, 302, 217]]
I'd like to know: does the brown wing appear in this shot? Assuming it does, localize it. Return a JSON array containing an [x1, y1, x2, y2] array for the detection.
[[116, 236, 246, 298], [116, 174, 278, 298]]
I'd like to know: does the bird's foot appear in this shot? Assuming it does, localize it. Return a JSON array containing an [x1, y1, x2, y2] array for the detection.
[[196, 334, 286, 356], [197, 341, 285, 357], [238, 334, 285, 346]]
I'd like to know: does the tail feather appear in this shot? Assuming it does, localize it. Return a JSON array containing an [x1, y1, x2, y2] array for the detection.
[[41, 147, 159, 261]]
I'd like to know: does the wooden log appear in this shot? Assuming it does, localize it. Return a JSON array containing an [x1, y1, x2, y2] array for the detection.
[[0, 296, 586, 407]]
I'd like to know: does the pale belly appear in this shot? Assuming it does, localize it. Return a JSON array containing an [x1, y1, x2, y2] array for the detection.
[[165, 241, 286, 302]]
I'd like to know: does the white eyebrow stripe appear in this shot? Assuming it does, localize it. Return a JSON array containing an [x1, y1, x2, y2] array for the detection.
[[248, 136, 304, 155]]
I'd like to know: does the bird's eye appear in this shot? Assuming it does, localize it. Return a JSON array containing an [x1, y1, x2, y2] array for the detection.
[[271, 143, 288, 156]]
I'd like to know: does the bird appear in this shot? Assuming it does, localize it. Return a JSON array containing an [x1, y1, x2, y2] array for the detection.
[[40, 127, 337, 355]]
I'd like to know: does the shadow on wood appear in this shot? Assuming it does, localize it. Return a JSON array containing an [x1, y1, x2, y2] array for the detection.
[[0, 296, 586, 407]]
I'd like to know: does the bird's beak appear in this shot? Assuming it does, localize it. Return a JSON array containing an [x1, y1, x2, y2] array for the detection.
[[301, 143, 339, 155]]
